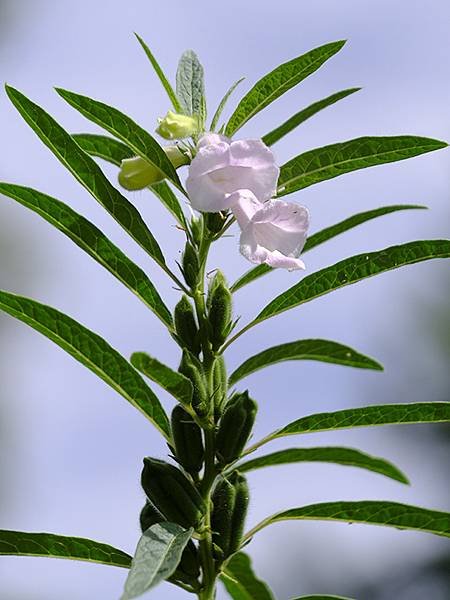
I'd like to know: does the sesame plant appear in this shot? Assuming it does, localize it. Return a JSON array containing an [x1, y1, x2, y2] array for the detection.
[[1, 35, 450, 600]]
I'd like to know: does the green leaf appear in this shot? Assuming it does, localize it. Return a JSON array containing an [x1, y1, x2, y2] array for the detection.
[[55, 88, 184, 193], [131, 352, 193, 405], [292, 596, 355, 599], [221, 552, 275, 600], [73, 133, 187, 227], [210, 77, 245, 132], [0, 530, 131, 568], [134, 33, 182, 113], [0, 182, 172, 327], [244, 501, 450, 540], [246, 403, 450, 454], [236, 447, 409, 484], [229, 339, 382, 386], [225, 40, 346, 137], [121, 523, 193, 599], [262, 87, 360, 146], [230, 205, 426, 293], [176, 50, 206, 123], [5, 86, 165, 267], [0, 291, 171, 439], [277, 136, 448, 196], [254, 240, 450, 327]]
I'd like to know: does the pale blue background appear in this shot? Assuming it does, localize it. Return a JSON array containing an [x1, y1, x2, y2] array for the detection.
[[0, 1, 449, 598]]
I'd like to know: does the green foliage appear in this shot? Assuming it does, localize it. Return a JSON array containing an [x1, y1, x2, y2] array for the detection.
[[131, 352, 193, 405], [0, 530, 131, 568], [210, 78, 245, 132], [121, 522, 193, 599], [176, 50, 206, 125], [221, 552, 275, 600], [229, 339, 382, 385]]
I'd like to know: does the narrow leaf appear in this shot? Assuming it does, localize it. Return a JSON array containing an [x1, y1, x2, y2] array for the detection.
[[122, 523, 192, 599], [277, 136, 448, 196], [263, 87, 360, 146], [134, 33, 182, 113], [55, 88, 183, 193], [254, 240, 450, 326], [131, 352, 193, 405], [5, 86, 165, 266], [210, 77, 245, 132], [73, 133, 187, 226], [0, 291, 171, 438], [221, 552, 275, 600], [225, 40, 346, 136], [176, 50, 206, 122], [230, 205, 426, 293], [229, 339, 382, 385], [245, 501, 450, 540], [0, 530, 131, 568], [0, 182, 172, 327], [236, 447, 409, 484]]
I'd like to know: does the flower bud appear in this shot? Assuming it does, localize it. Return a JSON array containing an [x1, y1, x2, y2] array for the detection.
[[205, 211, 227, 234], [181, 242, 200, 288], [207, 271, 232, 351], [156, 110, 199, 140], [171, 404, 204, 474], [178, 350, 209, 417], [174, 296, 201, 356], [141, 457, 205, 528], [118, 145, 188, 190], [215, 391, 257, 464]]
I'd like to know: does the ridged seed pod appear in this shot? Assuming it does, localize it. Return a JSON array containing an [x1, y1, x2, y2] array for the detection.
[[215, 391, 257, 464], [182, 242, 200, 288], [174, 295, 201, 356], [228, 472, 249, 555], [171, 404, 204, 474], [141, 457, 205, 528], [207, 271, 232, 351], [178, 350, 209, 417], [139, 500, 164, 532], [213, 356, 228, 418]]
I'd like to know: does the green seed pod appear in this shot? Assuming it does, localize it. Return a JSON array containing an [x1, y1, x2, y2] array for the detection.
[[190, 217, 203, 247], [215, 391, 257, 464], [177, 540, 201, 579], [139, 500, 164, 532], [171, 404, 204, 474], [178, 350, 209, 417], [228, 472, 249, 555], [205, 211, 227, 234], [212, 356, 228, 419], [174, 295, 200, 356], [182, 242, 200, 288], [207, 271, 232, 351], [141, 457, 205, 528]]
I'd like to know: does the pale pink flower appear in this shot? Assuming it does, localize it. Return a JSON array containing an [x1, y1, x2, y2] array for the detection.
[[186, 134, 279, 212], [231, 190, 309, 270]]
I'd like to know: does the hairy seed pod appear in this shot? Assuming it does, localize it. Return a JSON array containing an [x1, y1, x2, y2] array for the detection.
[[139, 500, 164, 532], [190, 217, 203, 247], [212, 356, 228, 419], [215, 391, 257, 464], [178, 350, 209, 417], [171, 404, 204, 474], [228, 472, 249, 555], [174, 296, 201, 356], [141, 457, 205, 528], [177, 540, 201, 579], [182, 242, 200, 288], [207, 271, 232, 351]]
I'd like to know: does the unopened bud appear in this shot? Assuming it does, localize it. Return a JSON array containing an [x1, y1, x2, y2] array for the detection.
[[118, 146, 188, 190], [156, 110, 199, 140]]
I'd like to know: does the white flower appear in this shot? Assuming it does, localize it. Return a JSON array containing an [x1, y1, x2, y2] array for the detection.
[[186, 134, 279, 212], [231, 190, 309, 270]]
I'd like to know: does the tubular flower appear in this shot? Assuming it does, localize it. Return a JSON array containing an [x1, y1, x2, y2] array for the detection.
[[186, 134, 279, 212], [231, 190, 310, 270]]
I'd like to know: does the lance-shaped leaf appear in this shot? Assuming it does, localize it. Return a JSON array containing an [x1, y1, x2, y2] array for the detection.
[[225, 40, 346, 137], [73, 133, 187, 227], [176, 50, 206, 123], [254, 240, 450, 327], [221, 552, 275, 600], [210, 77, 245, 132], [131, 352, 193, 406], [230, 205, 426, 293], [134, 33, 182, 113], [55, 88, 183, 193], [277, 136, 447, 196], [121, 523, 193, 599], [0, 530, 131, 568], [245, 403, 450, 454], [0, 291, 171, 438], [5, 86, 165, 267], [0, 183, 172, 327], [293, 596, 355, 599], [236, 447, 409, 484], [229, 339, 382, 386], [244, 501, 450, 541], [262, 87, 360, 146]]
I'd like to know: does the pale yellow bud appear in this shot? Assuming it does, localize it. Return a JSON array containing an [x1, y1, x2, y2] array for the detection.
[[156, 110, 199, 140], [118, 146, 189, 191]]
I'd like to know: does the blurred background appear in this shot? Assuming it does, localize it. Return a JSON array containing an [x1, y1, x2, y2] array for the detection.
[[0, 1, 449, 598]]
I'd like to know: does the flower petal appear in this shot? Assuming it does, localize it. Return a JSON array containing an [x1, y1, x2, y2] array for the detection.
[[230, 190, 262, 229]]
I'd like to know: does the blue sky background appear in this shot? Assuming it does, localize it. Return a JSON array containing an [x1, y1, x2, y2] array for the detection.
[[0, 1, 449, 598]]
